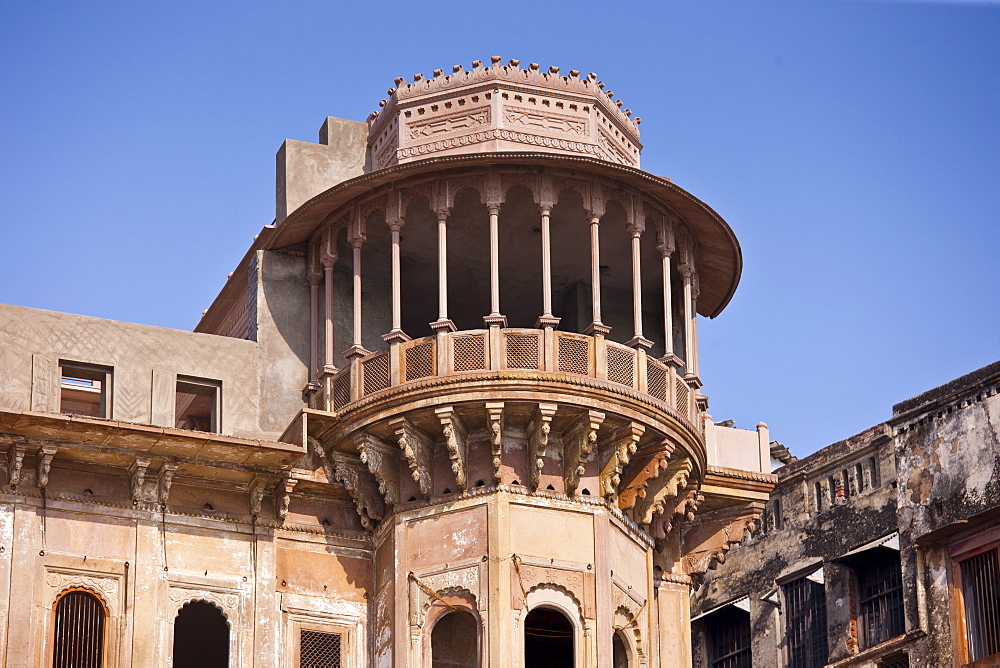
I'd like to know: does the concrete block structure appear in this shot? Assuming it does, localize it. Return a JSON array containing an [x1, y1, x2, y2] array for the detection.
[[2, 57, 994, 668]]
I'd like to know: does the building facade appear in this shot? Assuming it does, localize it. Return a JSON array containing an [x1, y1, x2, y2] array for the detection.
[[0, 60, 774, 667], [690, 361, 1000, 667]]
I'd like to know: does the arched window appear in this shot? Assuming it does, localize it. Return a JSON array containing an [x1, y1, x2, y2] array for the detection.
[[53, 589, 105, 668], [173, 600, 229, 668], [524, 606, 574, 668], [431, 610, 478, 668], [612, 631, 630, 668]]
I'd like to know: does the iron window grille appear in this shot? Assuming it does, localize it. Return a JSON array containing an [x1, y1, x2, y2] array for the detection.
[[300, 629, 342, 668], [53, 590, 105, 668], [960, 547, 1000, 662], [783, 576, 829, 668], [856, 551, 905, 649], [706, 606, 752, 668]]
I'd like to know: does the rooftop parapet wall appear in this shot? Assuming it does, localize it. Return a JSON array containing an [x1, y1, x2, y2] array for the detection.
[[367, 58, 643, 170]]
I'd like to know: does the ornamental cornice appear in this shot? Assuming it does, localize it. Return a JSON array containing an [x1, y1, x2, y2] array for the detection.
[[397, 129, 606, 163]]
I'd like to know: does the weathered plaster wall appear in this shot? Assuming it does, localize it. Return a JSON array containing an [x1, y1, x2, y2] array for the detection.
[[0, 303, 261, 437]]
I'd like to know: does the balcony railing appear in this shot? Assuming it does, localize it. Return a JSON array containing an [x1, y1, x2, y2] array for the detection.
[[316, 328, 697, 422]]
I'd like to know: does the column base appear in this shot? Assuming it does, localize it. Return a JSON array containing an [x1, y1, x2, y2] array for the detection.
[[584, 321, 612, 336], [626, 336, 654, 350], [382, 329, 411, 344], [683, 373, 703, 389], [429, 318, 457, 333], [536, 314, 561, 329], [343, 345, 371, 361], [660, 352, 684, 369], [483, 314, 508, 328]]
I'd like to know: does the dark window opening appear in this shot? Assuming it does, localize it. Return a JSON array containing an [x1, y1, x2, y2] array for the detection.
[[705, 606, 751, 668], [878, 653, 909, 668], [612, 631, 629, 668], [176, 377, 220, 432], [961, 547, 1000, 662], [53, 590, 105, 668], [431, 610, 478, 668], [856, 550, 905, 649], [525, 607, 573, 668], [783, 576, 828, 668], [60, 362, 111, 418], [300, 629, 341, 668], [173, 600, 229, 668]]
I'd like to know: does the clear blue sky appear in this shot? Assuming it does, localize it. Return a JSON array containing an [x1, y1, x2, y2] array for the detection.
[[2, 1, 998, 457]]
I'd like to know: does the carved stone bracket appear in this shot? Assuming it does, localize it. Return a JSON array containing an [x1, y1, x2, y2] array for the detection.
[[355, 432, 400, 505], [391, 417, 434, 499], [527, 403, 558, 491], [486, 403, 505, 485], [682, 502, 763, 581], [275, 477, 298, 522], [129, 457, 151, 501], [6, 440, 26, 487], [636, 457, 693, 527], [435, 406, 469, 492], [36, 446, 57, 489], [562, 410, 605, 496], [617, 440, 675, 512], [157, 463, 178, 505], [249, 477, 268, 516], [329, 451, 384, 531], [599, 423, 644, 502]]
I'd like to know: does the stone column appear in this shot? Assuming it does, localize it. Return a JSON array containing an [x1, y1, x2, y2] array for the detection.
[[584, 215, 610, 337], [430, 204, 456, 333], [383, 220, 410, 343], [537, 205, 560, 329], [307, 242, 322, 391], [680, 261, 700, 385], [344, 223, 369, 360], [659, 239, 678, 365], [321, 229, 338, 375], [627, 217, 653, 351], [484, 204, 507, 328]]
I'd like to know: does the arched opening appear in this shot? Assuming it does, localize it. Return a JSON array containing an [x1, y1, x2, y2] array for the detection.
[[430, 609, 479, 668], [173, 600, 229, 668], [53, 589, 105, 668], [612, 631, 630, 668], [524, 606, 574, 668]]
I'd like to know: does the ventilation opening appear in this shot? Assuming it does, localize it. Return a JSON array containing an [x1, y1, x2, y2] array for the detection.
[[59, 362, 111, 418], [300, 629, 342, 668], [475, 480, 485, 487], [431, 610, 478, 668], [546, 484, 555, 491], [173, 600, 229, 668], [525, 607, 573, 668], [176, 377, 220, 432]]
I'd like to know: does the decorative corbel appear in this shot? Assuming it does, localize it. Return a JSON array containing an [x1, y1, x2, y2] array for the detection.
[[157, 463, 178, 505], [355, 432, 399, 505], [249, 477, 268, 516], [390, 417, 434, 499], [486, 402, 505, 484], [617, 440, 675, 512], [36, 445, 57, 489], [562, 410, 605, 496], [435, 406, 469, 492], [128, 457, 151, 501], [636, 456, 693, 526], [275, 477, 298, 522], [329, 450, 384, 530], [599, 423, 644, 501], [485, 170, 504, 208], [6, 440, 26, 487], [527, 403, 558, 491]]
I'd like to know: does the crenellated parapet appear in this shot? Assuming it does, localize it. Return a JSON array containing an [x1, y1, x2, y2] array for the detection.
[[367, 58, 642, 169]]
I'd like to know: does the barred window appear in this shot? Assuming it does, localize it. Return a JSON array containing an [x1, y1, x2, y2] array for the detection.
[[300, 629, 342, 668], [961, 547, 1000, 662], [706, 606, 751, 668], [53, 590, 105, 668], [783, 576, 828, 668], [856, 550, 905, 648]]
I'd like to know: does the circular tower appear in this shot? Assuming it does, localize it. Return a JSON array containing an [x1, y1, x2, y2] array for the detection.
[[273, 58, 770, 668]]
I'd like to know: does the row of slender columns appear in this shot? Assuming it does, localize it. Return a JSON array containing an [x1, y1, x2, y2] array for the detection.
[[308, 209, 700, 381]]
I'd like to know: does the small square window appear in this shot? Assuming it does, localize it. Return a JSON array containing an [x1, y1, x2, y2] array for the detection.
[[59, 362, 112, 418], [175, 377, 220, 433]]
